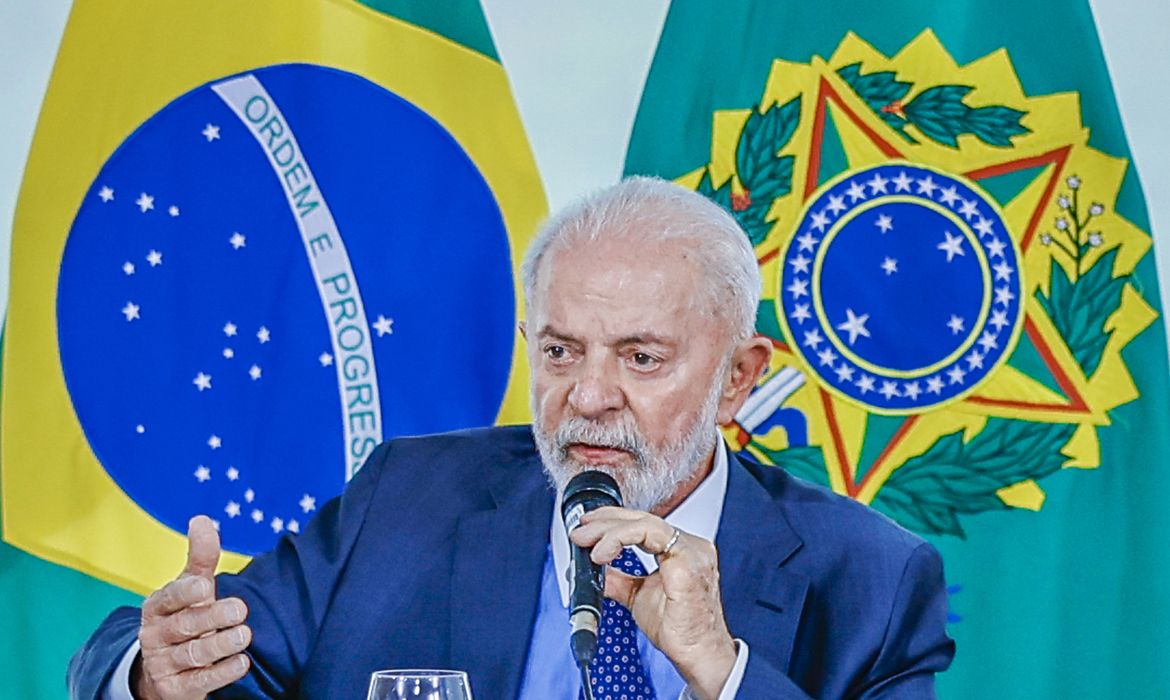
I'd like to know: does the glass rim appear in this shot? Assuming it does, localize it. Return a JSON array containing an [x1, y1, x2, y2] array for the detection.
[[369, 669, 469, 679]]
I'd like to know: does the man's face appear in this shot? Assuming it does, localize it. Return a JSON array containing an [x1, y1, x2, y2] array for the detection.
[[527, 234, 731, 510]]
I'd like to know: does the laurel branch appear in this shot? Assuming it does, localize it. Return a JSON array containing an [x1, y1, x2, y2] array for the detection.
[[837, 62, 1030, 148], [749, 418, 1075, 539], [696, 96, 800, 246]]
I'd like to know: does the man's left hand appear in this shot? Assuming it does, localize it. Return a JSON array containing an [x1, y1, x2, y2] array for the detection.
[[570, 506, 737, 700]]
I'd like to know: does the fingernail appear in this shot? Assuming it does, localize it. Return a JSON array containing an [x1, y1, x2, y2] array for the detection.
[[232, 628, 247, 646], [227, 602, 244, 623], [235, 654, 249, 672]]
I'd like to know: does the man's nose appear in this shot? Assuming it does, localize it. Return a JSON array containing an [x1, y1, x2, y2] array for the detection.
[[567, 356, 625, 419]]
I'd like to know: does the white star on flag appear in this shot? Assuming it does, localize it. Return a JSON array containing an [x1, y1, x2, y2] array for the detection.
[[892, 171, 913, 192], [223, 348, 234, 359], [135, 425, 146, 434], [995, 286, 1016, 306], [168, 205, 180, 217], [875, 214, 894, 233], [251, 509, 264, 523], [994, 261, 1014, 281], [855, 374, 876, 394], [249, 364, 262, 380], [224, 322, 238, 337], [230, 232, 246, 249], [226, 466, 239, 481], [208, 434, 222, 449], [193, 372, 212, 391], [938, 231, 966, 262], [948, 366, 967, 385], [974, 218, 994, 237], [867, 173, 889, 194], [136, 192, 154, 213], [879, 380, 900, 399], [257, 326, 271, 343], [990, 310, 1010, 331], [270, 517, 284, 534], [319, 352, 334, 366], [834, 364, 856, 382], [978, 331, 999, 352], [966, 351, 986, 370], [903, 381, 922, 400], [245, 488, 255, 503], [836, 308, 871, 345], [99, 186, 114, 202], [786, 278, 809, 299], [122, 261, 135, 276], [938, 186, 960, 206], [846, 180, 867, 202], [826, 195, 847, 215], [288, 520, 300, 534], [122, 301, 140, 321], [817, 347, 838, 366], [299, 493, 316, 513], [947, 315, 965, 335], [796, 232, 819, 251], [225, 501, 241, 518], [146, 249, 163, 267], [373, 315, 394, 337], [802, 329, 824, 349], [986, 238, 1007, 258], [791, 304, 812, 324], [202, 123, 221, 141], [881, 257, 898, 275], [810, 210, 831, 231], [789, 255, 811, 274], [926, 376, 945, 394], [194, 465, 211, 482], [959, 199, 980, 220], [916, 175, 938, 197]]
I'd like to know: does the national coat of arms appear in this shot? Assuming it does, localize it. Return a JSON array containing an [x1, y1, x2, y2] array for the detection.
[[690, 31, 1157, 537]]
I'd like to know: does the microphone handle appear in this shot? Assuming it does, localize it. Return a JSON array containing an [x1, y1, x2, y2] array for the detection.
[[568, 540, 605, 667]]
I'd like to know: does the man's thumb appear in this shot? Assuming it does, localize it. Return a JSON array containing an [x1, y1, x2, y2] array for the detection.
[[183, 514, 221, 580]]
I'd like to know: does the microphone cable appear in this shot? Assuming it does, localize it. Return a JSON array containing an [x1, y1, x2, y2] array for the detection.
[[579, 663, 595, 700]]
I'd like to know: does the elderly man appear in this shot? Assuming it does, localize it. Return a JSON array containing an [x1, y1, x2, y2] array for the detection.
[[70, 177, 954, 699]]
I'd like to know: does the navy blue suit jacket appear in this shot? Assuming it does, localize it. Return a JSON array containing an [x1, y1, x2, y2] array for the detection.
[[69, 426, 954, 698]]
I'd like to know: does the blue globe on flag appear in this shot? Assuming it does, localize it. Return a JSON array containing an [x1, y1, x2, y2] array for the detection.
[[57, 64, 517, 554]]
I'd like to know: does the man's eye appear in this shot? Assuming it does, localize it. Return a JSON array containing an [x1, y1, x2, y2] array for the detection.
[[544, 345, 567, 360], [631, 352, 659, 368]]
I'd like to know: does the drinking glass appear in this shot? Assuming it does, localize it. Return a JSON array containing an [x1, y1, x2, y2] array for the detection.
[[366, 669, 473, 700]]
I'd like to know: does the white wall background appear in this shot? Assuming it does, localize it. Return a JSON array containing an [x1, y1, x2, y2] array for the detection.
[[1, 0, 1167, 341]]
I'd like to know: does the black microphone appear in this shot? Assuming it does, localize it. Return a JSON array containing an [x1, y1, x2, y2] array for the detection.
[[561, 470, 622, 674]]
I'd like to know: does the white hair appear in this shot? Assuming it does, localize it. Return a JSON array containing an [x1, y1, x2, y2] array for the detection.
[[520, 176, 760, 341]]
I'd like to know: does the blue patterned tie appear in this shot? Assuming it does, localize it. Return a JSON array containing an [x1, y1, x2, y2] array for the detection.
[[581, 547, 657, 700]]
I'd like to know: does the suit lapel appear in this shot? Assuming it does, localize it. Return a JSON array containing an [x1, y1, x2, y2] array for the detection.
[[450, 454, 553, 700], [716, 449, 808, 675]]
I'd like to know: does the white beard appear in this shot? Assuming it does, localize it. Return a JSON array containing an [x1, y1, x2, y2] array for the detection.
[[533, 380, 722, 512]]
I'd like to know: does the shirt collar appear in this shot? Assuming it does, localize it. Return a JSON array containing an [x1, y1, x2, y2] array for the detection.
[[550, 435, 730, 607]]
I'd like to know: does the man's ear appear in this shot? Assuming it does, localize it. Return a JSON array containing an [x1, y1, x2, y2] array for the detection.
[[717, 336, 773, 425]]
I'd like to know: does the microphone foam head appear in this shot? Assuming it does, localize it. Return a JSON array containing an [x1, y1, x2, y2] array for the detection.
[[562, 470, 622, 519]]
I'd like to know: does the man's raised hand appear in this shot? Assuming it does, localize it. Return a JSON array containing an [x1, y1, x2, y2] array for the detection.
[[133, 515, 251, 700]]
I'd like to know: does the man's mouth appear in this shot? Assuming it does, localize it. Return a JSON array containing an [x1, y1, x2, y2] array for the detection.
[[565, 442, 634, 466]]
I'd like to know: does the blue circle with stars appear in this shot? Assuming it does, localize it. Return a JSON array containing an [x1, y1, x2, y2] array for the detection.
[[57, 64, 516, 554], [778, 163, 1023, 412]]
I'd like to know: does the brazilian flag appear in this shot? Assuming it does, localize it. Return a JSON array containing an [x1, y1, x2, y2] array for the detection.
[[627, 1, 1170, 697], [0, 1, 544, 696]]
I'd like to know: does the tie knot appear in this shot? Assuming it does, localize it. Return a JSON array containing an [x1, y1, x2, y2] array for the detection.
[[613, 547, 646, 576]]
